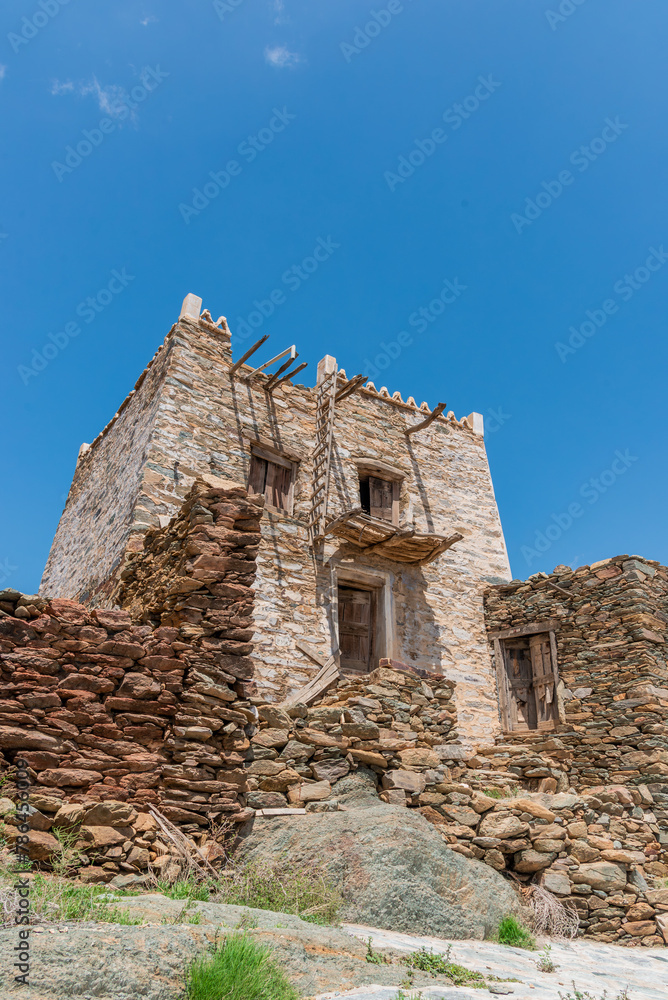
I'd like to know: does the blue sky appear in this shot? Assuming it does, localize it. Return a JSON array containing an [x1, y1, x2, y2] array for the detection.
[[1, 0, 667, 594]]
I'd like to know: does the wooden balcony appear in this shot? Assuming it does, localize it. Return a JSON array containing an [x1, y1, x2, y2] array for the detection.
[[324, 508, 463, 565]]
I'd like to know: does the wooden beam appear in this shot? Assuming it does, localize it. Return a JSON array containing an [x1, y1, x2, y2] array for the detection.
[[405, 401, 447, 435], [228, 334, 269, 375], [264, 353, 300, 391], [335, 374, 367, 403], [545, 580, 572, 597], [251, 345, 296, 376], [487, 619, 559, 641], [283, 653, 340, 707], [266, 362, 308, 392], [295, 638, 328, 668], [323, 507, 363, 536]]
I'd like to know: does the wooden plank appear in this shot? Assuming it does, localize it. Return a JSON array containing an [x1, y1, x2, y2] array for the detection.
[[264, 353, 300, 391], [251, 345, 296, 376], [494, 638, 511, 732], [335, 373, 367, 403], [295, 638, 328, 668], [229, 334, 270, 375], [283, 653, 340, 707], [256, 808, 306, 817], [405, 401, 446, 436], [545, 580, 572, 597], [487, 620, 559, 641], [324, 507, 363, 536]]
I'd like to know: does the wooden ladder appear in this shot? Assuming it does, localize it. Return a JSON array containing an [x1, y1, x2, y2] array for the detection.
[[308, 365, 338, 545]]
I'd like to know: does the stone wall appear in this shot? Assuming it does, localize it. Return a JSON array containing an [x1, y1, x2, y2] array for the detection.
[[39, 335, 179, 604], [246, 663, 459, 813], [0, 478, 263, 882], [39, 302, 511, 743], [483, 556, 668, 788]]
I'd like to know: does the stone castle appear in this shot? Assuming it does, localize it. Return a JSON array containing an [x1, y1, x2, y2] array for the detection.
[[1, 294, 666, 945]]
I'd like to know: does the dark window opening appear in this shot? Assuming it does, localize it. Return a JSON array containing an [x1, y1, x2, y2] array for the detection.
[[359, 474, 396, 523]]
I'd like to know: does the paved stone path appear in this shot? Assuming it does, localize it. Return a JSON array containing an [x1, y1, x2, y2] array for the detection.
[[314, 924, 667, 1000]]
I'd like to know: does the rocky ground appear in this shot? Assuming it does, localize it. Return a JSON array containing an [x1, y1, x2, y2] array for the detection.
[[0, 894, 665, 1000], [240, 771, 520, 939]]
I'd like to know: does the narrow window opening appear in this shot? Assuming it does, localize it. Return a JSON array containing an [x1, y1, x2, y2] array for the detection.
[[501, 632, 558, 732]]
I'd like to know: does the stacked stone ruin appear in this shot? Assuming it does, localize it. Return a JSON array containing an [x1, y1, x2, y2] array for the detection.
[[0, 479, 262, 882]]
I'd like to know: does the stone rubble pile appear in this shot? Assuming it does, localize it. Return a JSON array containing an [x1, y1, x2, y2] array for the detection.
[[412, 776, 667, 946]]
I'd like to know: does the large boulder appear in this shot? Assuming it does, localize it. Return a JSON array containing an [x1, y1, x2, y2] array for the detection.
[[240, 772, 519, 939]]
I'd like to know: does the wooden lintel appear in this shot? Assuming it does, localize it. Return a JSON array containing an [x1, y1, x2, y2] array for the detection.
[[229, 334, 270, 375], [487, 619, 560, 641], [405, 401, 447, 435]]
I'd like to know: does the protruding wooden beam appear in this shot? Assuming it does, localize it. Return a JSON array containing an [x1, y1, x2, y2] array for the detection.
[[266, 362, 308, 392], [264, 353, 300, 391], [405, 401, 447, 435], [228, 334, 270, 375], [335, 373, 367, 403]]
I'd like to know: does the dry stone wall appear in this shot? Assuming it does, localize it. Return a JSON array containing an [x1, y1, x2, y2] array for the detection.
[[246, 663, 459, 813], [0, 478, 263, 883]]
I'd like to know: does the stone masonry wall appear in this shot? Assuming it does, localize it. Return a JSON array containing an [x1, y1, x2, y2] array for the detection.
[[484, 556, 668, 788], [39, 335, 179, 604], [245, 662, 459, 813], [39, 303, 511, 743], [0, 479, 263, 883]]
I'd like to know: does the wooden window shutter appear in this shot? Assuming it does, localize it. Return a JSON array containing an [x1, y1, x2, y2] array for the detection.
[[271, 463, 292, 512], [248, 454, 267, 496], [369, 476, 394, 521]]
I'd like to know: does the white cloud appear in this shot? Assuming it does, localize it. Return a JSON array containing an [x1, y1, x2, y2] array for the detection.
[[140, 15, 157, 26], [51, 79, 74, 95], [264, 45, 302, 69], [273, 0, 287, 24], [0, 65, 6, 82], [50, 75, 134, 122]]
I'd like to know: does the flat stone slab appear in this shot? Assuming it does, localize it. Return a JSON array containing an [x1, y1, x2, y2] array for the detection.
[[319, 924, 668, 1000]]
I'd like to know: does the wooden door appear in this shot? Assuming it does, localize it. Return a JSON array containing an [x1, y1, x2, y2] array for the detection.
[[368, 476, 394, 522], [503, 639, 536, 731], [529, 633, 558, 729], [338, 587, 374, 673]]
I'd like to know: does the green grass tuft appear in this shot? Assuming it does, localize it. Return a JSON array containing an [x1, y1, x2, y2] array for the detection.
[[497, 915, 536, 950], [184, 933, 299, 1000], [402, 946, 489, 987]]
